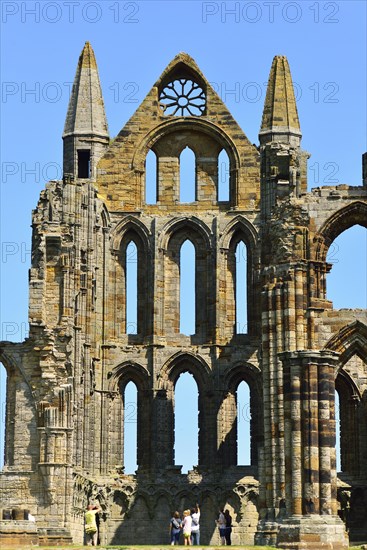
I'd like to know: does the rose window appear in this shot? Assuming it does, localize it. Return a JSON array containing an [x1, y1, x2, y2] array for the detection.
[[159, 79, 206, 116]]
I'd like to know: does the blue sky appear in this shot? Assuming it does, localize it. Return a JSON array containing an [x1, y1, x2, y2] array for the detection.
[[0, 1, 366, 471]]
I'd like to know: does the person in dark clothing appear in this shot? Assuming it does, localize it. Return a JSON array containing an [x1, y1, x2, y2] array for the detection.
[[169, 511, 182, 545], [224, 509, 232, 545]]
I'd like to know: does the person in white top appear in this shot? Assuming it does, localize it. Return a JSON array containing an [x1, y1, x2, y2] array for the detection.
[[216, 509, 226, 545], [190, 504, 200, 545], [182, 509, 192, 545]]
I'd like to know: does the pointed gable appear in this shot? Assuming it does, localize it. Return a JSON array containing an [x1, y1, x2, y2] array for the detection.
[[154, 52, 208, 90], [97, 53, 260, 212]]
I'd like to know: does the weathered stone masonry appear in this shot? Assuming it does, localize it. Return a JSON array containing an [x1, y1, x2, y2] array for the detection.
[[0, 44, 366, 548]]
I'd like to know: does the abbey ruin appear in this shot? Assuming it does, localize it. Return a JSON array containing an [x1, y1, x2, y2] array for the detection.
[[0, 43, 366, 548]]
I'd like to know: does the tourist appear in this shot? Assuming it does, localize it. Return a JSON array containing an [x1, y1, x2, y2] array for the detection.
[[170, 511, 182, 545], [182, 508, 192, 545], [85, 503, 102, 546], [224, 509, 232, 546], [216, 508, 226, 545], [191, 503, 200, 545]]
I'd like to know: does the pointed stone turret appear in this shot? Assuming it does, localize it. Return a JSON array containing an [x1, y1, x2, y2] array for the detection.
[[63, 41, 109, 180], [259, 55, 301, 147], [259, 56, 309, 217]]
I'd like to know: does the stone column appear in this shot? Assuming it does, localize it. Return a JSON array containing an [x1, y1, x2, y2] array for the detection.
[[157, 156, 179, 204], [277, 350, 348, 549], [152, 388, 174, 469], [196, 156, 218, 201], [217, 390, 237, 468], [137, 389, 152, 470], [255, 283, 283, 547]]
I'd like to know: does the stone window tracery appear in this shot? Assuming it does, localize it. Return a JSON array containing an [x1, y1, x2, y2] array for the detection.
[[118, 227, 151, 339], [223, 231, 251, 338], [159, 78, 206, 116], [220, 369, 262, 468], [164, 223, 211, 341]]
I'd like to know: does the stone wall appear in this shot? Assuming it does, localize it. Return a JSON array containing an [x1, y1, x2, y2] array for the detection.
[[0, 47, 366, 548]]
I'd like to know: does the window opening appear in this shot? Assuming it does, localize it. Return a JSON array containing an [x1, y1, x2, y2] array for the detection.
[[327, 225, 367, 308], [77, 150, 91, 178], [126, 241, 137, 334], [145, 149, 157, 204], [180, 147, 196, 202], [123, 381, 138, 474], [218, 149, 230, 201], [180, 240, 195, 335], [235, 241, 247, 334], [159, 79, 206, 116], [336, 358, 364, 477], [174, 372, 199, 473], [237, 381, 251, 465]]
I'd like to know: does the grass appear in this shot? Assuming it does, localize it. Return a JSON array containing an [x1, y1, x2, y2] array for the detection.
[[0, 546, 364, 549], [1, 544, 274, 550], [0, 548, 364, 550]]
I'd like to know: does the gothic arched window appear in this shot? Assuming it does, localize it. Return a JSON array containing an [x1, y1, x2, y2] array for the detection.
[[218, 149, 230, 201], [235, 241, 247, 334], [180, 240, 196, 335], [180, 147, 196, 202], [237, 380, 251, 465], [145, 149, 157, 204], [326, 225, 366, 308], [118, 228, 151, 339], [174, 372, 199, 472], [123, 381, 138, 474], [336, 360, 366, 477], [126, 241, 137, 335]]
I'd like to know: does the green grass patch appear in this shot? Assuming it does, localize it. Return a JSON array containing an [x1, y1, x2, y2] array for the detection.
[[1, 546, 364, 549]]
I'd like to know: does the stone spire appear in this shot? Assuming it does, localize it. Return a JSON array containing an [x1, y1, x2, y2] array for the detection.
[[259, 55, 301, 147], [63, 41, 109, 180]]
